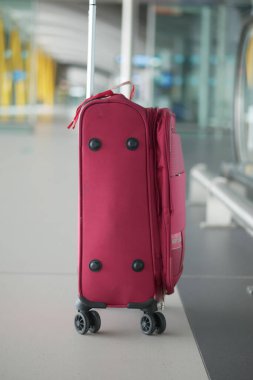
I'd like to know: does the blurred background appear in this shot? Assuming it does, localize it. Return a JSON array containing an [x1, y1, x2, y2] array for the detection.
[[0, 0, 251, 127], [1, 1, 253, 380]]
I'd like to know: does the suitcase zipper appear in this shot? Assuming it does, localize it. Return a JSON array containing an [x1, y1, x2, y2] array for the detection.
[[150, 108, 160, 216], [164, 110, 173, 293], [147, 107, 163, 296]]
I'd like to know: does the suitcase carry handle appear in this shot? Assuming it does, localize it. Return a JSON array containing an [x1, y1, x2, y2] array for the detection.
[[111, 81, 135, 100], [87, 89, 114, 102], [86, 81, 135, 103], [86, 81, 135, 102]]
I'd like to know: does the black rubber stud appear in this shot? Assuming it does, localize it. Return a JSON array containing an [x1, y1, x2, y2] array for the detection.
[[132, 259, 144, 272], [154, 312, 166, 334], [89, 138, 101, 151], [140, 313, 156, 335], [87, 310, 101, 333], [74, 312, 90, 335], [126, 138, 139, 151], [89, 260, 102, 272]]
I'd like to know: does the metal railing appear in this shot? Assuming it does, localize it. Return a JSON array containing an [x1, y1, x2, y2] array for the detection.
[[190, 164, 253, 235]]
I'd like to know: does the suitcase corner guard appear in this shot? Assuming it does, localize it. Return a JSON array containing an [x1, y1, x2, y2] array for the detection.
[[76, 296, 107, 313], [127, 298, 158, 313]]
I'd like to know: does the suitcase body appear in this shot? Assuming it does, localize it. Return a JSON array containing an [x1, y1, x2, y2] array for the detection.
[[73, 90, 186, 335]]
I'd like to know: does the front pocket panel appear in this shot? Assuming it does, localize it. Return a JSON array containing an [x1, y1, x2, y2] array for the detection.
[[170, 173, 186, 234], [169, 172, 185, 287]]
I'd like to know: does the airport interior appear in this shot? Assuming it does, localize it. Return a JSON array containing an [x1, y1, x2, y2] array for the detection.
[[1, 0, 253, 379]]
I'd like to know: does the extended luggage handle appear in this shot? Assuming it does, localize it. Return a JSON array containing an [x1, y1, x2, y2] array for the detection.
[[67, 81, 135, 129], [68, 0, 135, 129]]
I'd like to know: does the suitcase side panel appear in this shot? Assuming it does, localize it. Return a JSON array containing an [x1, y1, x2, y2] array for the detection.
[[156, 110, 186, 293], [79, 102, 156, 306], [169, 124, 186, 286]]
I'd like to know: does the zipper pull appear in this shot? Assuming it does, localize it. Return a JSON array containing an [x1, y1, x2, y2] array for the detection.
[[67, 116, 78, 130], [67, 101, 86, 129]]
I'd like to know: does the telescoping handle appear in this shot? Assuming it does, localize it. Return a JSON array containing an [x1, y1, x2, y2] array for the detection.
[[86, 0, 96, 98]]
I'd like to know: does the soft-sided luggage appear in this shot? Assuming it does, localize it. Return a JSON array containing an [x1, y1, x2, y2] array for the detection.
[[69, 85, 186, 335], [69, 1, 185, 335]]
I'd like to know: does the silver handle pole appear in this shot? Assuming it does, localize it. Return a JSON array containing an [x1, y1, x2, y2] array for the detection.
[[86, 0, 96, 98], [120, 0, 134, 98]]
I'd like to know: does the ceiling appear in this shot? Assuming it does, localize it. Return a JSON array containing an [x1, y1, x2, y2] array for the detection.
[[2, 0, 252, 73], [38, 0, 253, 4], [36, 2, 122, 68]]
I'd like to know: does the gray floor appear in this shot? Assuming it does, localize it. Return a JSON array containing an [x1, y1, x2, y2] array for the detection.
[[178, 128, 253, 380], [2, 120, 252, 380], [0, 122, 208, 380], [179, 206, 253, 380]]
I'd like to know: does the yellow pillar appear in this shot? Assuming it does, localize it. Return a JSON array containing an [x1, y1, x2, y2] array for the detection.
[[46, 56, 56, 105], [0, 19, 12, 122], [10, 29, 26, 107], [36, 50, 56, 105], [25, 42, 31, 102], [246, 36, 253, 88], [0, 19, 5, 104]]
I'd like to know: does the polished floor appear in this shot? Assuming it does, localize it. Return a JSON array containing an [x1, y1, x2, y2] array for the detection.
[[179, 206, 253, 380], [0, 121, 208, 380], [179, 126, 253, 380], [0, 120, 252, 380]]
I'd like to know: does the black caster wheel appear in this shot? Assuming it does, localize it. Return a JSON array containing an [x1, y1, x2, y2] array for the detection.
[[154, 312, 166, 334], [74, 312, 90, 335], [87, 310, 101, 333], [140, 313, 156, 335]]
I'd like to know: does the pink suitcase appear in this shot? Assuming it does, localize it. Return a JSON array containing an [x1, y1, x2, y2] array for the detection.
[[69, 1, 185, 335], [69, 85, 186, 335]]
